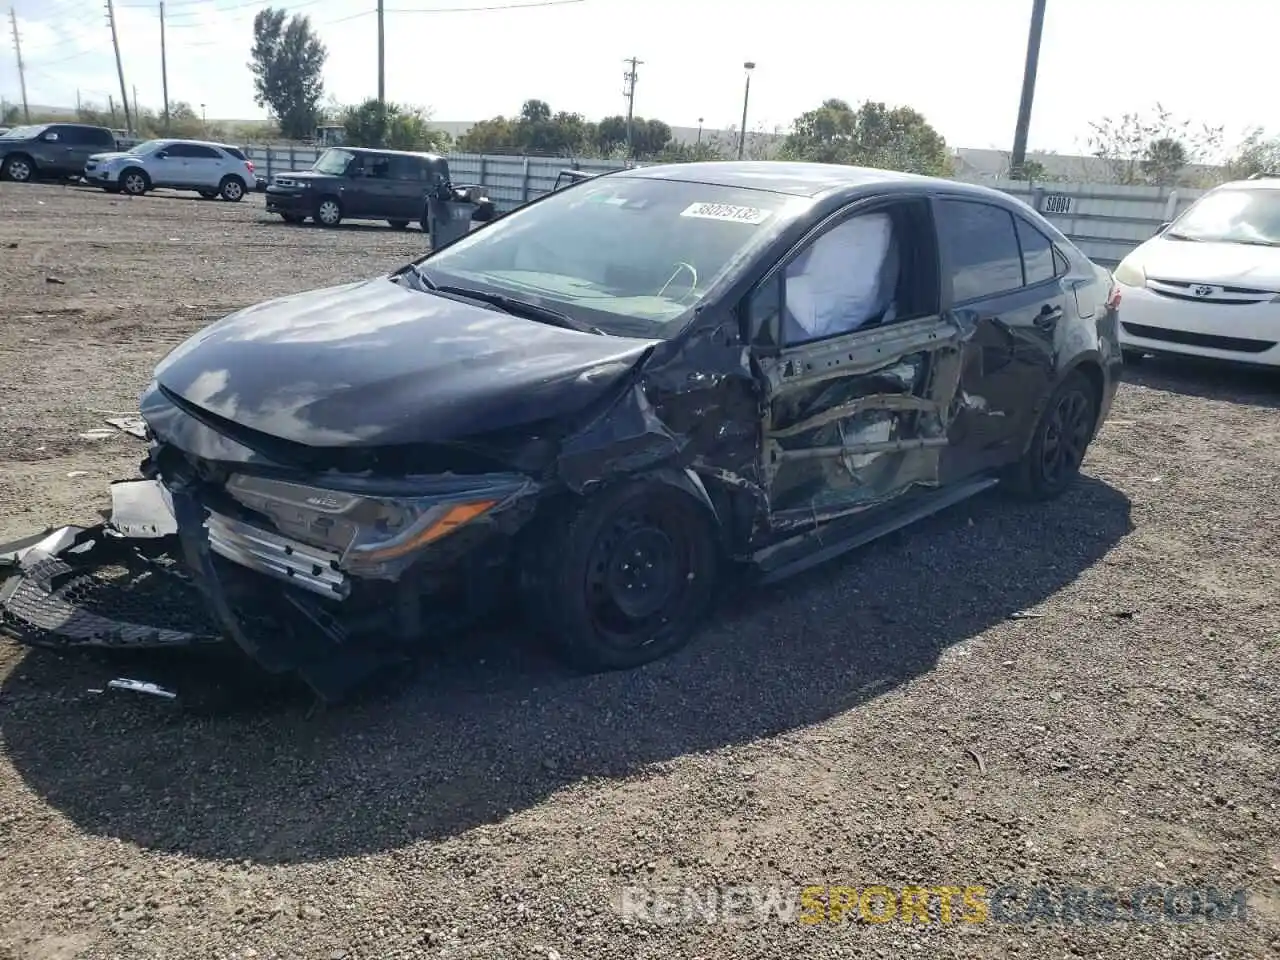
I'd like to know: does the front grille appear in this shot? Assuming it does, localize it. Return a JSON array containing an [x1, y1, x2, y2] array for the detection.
[[205, 511, 349, 599], [1121, 322, 1276, 354], [1147, 278, 1277, 305], [273, 177, 301, 188]]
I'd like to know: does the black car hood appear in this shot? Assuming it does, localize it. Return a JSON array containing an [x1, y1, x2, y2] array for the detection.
[[153, 277, 660, 447]]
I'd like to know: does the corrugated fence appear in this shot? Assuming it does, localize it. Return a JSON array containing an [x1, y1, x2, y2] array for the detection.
[[244, 145, 1207, 267]]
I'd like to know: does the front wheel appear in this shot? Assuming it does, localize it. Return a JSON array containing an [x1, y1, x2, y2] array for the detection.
[[523, 482, 720, 671], [120, 168, 149, 196], [1006, 370, 1098, 501], [315, 197, 342, 227]]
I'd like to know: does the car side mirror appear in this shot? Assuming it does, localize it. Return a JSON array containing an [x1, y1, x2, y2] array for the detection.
[[154, 151, 167, 160], [42, 133, 58, 142]]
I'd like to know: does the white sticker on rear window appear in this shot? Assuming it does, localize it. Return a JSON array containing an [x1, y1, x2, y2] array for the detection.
[[680, 201, 771, 224]]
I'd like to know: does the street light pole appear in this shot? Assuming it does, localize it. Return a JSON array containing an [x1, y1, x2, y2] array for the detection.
[[696, 117, 703, 146], [737, 61, 755, 160]]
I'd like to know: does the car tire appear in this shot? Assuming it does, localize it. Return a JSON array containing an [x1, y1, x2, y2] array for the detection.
[[218, 176, 246, 202], [1121, 348, 1146, 365], [120, 167, 149, 196], [2, 154, 35, 182], [315, 197, 343, 227], [522, 481, 721, 672], [1005, 370, 1098, 501], [388, 220, 409, 230]]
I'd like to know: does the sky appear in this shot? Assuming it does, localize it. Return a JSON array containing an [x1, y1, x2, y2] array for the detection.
[[3, 0, 1275, 154]]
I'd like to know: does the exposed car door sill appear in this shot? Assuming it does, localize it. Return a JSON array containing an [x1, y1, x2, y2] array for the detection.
[[754, 476, 999, 585]]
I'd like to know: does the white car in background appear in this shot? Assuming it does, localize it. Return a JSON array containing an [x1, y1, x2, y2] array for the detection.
[[84, 137, 256, 202], [1113, 176, 1280, 368]]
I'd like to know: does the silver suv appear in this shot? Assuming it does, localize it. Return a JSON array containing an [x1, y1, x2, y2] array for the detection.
[[85, 138, 256, 201]]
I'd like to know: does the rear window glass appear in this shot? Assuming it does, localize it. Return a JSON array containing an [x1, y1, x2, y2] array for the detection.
[[225, 147, 247, 161]]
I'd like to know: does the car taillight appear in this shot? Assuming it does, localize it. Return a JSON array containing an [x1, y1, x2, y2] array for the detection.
[[245, 160, 254, 172], [1105, 278, 1121, 310]]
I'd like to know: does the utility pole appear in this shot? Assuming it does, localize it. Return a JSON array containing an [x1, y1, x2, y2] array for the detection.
[[159, 1, 169, 132], [737, 61, 755, 160], [105, 0, 132, 134], [132, 84, 139, 123], [76, 89, 82, 117], [1010, 0, 1047, 178], [108, 94, 117, 126], [622, 56, 642, 159], [376, 0, 385, 106], [696, 117, 703, 146], [8, 7, 29, 123]]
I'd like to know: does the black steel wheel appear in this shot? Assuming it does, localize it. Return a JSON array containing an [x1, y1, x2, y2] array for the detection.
[[525, 481, 720, 671], [1007, 370, 1098, 500]]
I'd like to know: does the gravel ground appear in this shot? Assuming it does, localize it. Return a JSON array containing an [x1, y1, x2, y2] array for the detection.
[[0, 182, 1277, 960]]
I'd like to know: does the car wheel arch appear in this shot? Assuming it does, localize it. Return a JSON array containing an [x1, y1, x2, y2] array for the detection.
[[1018, 353, 1106, 456]]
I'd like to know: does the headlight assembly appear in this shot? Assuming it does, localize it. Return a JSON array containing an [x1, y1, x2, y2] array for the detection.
[[223, 473, 529, 577], [1112, 256, 1146, 288]]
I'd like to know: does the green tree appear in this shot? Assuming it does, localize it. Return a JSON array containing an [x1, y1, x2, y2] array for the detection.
[[779, 99, 952, 176], [248, 7, 327, 140], [594, 115, 672, 158], [1140, 137, 1188, 186], [457, 101, 595, 156], [1225, 127, 1280, 180], [341, 99, 448, 151], [1086, 103, 1223, 186]]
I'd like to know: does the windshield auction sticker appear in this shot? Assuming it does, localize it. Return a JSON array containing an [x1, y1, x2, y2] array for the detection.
[[680, 202, 772, 224]]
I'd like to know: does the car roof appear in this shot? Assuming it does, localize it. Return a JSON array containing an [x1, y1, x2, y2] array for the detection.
[[340, 146, 444, 160], [152, 137, 241, 150], [617, 160, 1011, 203], [1213, 177, 1280, 191]]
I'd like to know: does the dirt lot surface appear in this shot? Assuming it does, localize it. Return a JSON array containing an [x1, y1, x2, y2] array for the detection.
[[0, 182, 1277, 960]]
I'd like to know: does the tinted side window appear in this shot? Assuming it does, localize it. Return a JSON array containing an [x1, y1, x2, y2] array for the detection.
[[1015, 217, 1057, 286], [88, 128, 115, 147], [938, 200, 1023, 302], [187, 144, 221, 159], [387, 156, 423, 180], [164, 143, 194, 157], [224, 147, 247, 161], [366, 155, 392, 178]]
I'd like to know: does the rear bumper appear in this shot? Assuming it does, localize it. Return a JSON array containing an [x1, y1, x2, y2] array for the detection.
[[1117, 284, 1280, 367]]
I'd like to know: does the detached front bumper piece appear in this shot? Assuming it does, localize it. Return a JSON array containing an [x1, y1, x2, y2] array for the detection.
[[0, 489, 222, 653]]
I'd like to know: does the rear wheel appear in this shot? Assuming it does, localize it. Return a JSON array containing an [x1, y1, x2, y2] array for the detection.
[[218, 176, 246, 202], [120, 168, 149, 196], [3, 154, 35, 182], [523, 482, 720, 671], [315, 197, 342, 227], [1006, 370, 1098, 501]]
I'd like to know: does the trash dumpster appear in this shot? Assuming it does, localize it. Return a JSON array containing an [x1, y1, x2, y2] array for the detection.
[[424, 183, 495, 249]]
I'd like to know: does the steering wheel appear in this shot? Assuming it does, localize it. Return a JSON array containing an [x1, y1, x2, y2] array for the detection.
[[657, 261, 698, 303]]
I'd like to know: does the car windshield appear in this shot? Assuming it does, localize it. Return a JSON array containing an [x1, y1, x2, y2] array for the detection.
[[1167, 188, 1280, 246], [129, 140, 166, 154], [1, 124, 44, 139], [416, 176, 794, 337], [313, 148, 355, 175]]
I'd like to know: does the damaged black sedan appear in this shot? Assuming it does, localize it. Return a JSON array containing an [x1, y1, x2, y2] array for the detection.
[[0, 162, 1123, 700]]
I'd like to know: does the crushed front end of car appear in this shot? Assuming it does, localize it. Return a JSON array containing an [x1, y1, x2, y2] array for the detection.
[[0, 410, 542, 702]]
